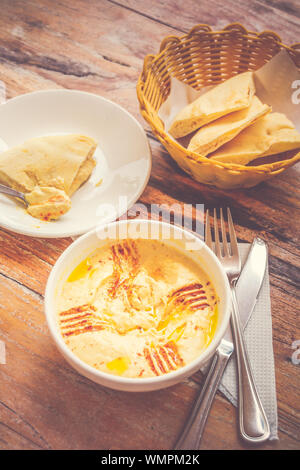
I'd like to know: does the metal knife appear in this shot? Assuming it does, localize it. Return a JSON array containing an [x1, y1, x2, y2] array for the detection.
[[175, 237, 268, 449]]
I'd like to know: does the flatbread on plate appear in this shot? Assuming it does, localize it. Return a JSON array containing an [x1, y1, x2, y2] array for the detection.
[[187, 96, 271, 157], [209, 112, 300, 164], [169, 71, 255, 139], [0, 134, 97, 195]]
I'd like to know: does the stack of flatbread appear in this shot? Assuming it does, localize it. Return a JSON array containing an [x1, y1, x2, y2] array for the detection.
[[168, 71, 300, 165], [0, 134, 97, 220]]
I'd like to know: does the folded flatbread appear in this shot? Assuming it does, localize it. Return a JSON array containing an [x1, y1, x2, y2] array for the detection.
[[0, 134, 97, 194], [187, 96, 271, 157], [209, 112, 300, 164], [169, 71, 255, 138], [0, 134, 97, 220]]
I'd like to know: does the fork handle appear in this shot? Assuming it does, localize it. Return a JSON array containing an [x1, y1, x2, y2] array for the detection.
[[231, 287, 270, 443], [174, 349, 230, 450]]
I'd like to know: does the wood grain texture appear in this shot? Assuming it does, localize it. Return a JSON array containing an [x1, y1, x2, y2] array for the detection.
[[0, 0, 299, 450], [117, 0, 300, 43]]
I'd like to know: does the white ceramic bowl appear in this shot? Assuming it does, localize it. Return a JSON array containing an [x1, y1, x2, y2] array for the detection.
[[0, 90, 151, 238], [45, 219, 231, 392]]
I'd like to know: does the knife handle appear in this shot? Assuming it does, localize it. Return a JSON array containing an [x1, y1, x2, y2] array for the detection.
[[231, 287, 271, 444], [174, 348, 230, 450]]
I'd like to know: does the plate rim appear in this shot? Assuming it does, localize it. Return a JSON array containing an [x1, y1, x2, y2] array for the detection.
[[0, 89, 152, 238]]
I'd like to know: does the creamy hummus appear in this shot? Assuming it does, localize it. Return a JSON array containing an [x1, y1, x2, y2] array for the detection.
[[57, 239, 218, 378], [26, 186, 71, 220]]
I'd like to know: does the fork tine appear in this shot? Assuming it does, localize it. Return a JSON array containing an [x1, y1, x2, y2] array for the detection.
[[205, 209, 213, 249], [227, 207, 239, 258], [213, 208, 222, 258], [220, 208, 229, 257]]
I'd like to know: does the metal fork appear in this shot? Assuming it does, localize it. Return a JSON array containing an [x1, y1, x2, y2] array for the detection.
[[208, 208, 270, 443], [175, 208, 270, 449], [0, 183, 28, 206]]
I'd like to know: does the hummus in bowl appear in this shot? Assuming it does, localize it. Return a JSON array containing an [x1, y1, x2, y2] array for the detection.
[[45, 220, 231, 391], [57, 239, 218, 378]]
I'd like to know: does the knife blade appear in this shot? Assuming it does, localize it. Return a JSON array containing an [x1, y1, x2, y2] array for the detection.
[[175, 237, 268, 450], [222, 236, 267, 341], [236, 237, 267, 328]]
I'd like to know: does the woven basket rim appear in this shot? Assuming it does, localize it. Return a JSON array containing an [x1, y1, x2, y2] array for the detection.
[[137, 23, 300, 175], [157, 22, 300, 53]]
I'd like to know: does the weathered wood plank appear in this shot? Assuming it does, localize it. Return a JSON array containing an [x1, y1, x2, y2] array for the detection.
[[116, 0, 300, 44], [0, 0, 299, 450]]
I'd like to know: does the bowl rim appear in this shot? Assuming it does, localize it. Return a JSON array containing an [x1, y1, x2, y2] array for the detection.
[[45, 219, 231, 387], [0, 89, 152, 238]]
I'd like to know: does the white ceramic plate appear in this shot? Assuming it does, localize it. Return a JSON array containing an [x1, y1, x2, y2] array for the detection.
[[0, 90, 151, 238]]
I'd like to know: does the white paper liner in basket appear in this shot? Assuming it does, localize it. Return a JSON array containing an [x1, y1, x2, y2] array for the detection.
[[159, 50, 300, 145]]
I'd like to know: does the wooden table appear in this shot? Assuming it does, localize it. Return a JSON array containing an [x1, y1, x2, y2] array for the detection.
[[0, 0, 299, 450]]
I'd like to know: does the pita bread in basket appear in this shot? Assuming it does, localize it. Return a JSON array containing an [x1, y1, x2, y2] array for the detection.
[[137, 24, 300, 188]]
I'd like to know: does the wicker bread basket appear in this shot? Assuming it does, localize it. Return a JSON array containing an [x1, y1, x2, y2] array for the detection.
[[137, 23, 300, 189]]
